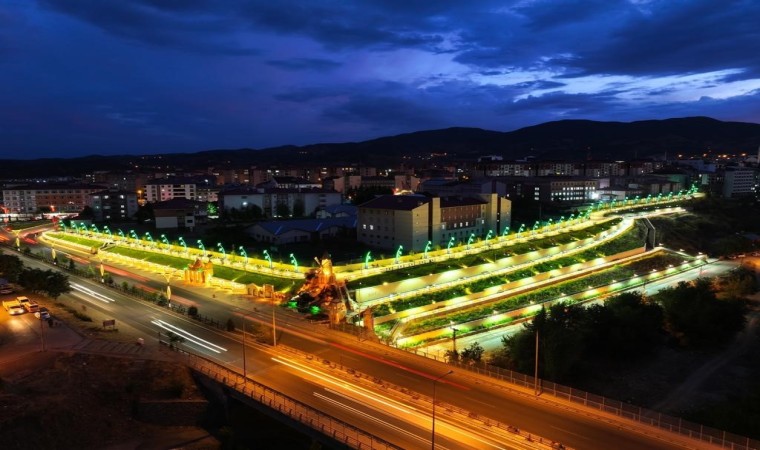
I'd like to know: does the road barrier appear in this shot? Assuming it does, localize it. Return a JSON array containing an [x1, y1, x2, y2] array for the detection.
[[181, 351, 401, 450], [444, 359, 760, 450]]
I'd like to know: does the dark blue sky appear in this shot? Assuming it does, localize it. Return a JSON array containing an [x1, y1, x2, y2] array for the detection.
[[2, 0, 760, 159]]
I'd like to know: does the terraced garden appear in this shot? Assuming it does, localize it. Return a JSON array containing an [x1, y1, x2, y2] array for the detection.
[[397, 252, 689, 339]]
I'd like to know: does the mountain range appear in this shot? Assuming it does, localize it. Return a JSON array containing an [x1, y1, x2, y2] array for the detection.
[[2, 116, 759, 179]]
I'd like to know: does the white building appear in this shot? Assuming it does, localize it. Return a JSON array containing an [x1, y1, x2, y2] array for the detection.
[[144, 178, 197, 203], [722, 167, 756, 198]]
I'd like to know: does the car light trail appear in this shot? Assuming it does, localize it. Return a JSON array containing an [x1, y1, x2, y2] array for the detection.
[[313, 393, 426, 445], [150, 319, 228, 353], [71, 282, 115, 303], [275, 357, 512, 449]]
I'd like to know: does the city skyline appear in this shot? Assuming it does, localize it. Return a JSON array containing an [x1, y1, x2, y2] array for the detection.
[[2, 0, 760, 159]]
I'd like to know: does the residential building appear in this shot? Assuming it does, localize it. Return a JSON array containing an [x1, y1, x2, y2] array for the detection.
[[498, 176, 598, 203], [144, 178, 197, 203], [2, 184, 106, 214], [722, 166, 757, 198], [89, 189, 138, 222], [357, 193, 510, 251], [152, 198, 207, 230]]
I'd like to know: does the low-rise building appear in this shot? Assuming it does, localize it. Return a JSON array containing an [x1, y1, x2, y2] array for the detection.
[[357, 193, 511, 251], [219, 187, 342, 218], [2, 183, 106, 214], [248, 216, 356, 245], [152, 198, 207, 230]]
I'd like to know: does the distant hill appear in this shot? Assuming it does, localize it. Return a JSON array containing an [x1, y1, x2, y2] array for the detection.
[[2, 117, 759, 178]]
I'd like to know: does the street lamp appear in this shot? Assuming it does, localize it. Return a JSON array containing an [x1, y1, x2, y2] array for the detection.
[[197, 239, 205, 255], [446, 236, 456, 254], [217, 242, 226, 260], [364, 251, 371, 269], [424, 241, 432, 259], [289, 253, 298, 272], [466, 233, 475, 250], [178, 237, 188, 254], [239, 246, 248, 266], [395, 245, 403, 264], [451, 326, 459, 354], [431, 370, 454, 450], [263, 249, 273, 269]]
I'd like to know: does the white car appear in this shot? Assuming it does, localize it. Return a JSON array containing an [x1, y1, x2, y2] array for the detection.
[[35, 307, 50, 320]]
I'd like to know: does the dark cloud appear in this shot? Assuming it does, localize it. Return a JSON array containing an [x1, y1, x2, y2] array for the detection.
[[266, 58, 341, 71], [0, 1, 758, 157], [571, 0, 760, 78], [38, 0, 257, 55]]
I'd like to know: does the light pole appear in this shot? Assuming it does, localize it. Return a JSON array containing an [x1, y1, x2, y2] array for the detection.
[[395, 245, 403, 264], [263, 249, 273, 269], [239, 246, 248, 266], [272, 296, 278, 347], [534, 329, 540, 395], [451, 326, 459, 355], [431, 370, 453, 450]]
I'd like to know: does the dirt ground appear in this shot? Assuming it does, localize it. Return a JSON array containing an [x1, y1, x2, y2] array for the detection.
[[0, 295, 221, 450]]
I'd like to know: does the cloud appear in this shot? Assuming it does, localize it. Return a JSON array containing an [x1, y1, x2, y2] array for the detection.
[[266, 58, 341, 71], [38, 0, 258, 55]]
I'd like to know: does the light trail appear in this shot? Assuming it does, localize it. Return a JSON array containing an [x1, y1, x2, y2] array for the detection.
[[313, 393, 427, 446], [150, 318, 228, 353], [275, 357, 513, 449], [71, 282, 115, 303]]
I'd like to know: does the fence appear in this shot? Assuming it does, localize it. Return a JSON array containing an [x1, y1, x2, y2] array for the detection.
[[182, 351, 401, 450], [443, 359, 760, 450]]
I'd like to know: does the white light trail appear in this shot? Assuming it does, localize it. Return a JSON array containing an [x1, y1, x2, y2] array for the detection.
[[151, 319, 228, 353], [71, 282, 115, 303]]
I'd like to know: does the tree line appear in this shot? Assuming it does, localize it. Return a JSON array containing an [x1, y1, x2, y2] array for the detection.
[[487, 269, 755, 383]]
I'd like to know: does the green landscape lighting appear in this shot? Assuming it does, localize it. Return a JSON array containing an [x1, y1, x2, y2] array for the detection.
[[197, 239, 205, 253], [60, 222, 67, 232], [289, 253, 298, 272], [117, 229, 125, 241], [239, 246, 248, 265], [485, 230, 493, 245], [263, 249, 272, 268], [309, 305, 321, 315], [424, 241, 432, 259], [91, 224, 99, 234], [129, 230, 138, 240], [217, 242, 226, 258], [395, 245, 404, 264], [179, 237, 188, 253], [502, 226, 510, 237], [161, 234, 169, 246], [103, 226, 112, 239], [364, 251, 372, 269], [447, 236, 456, 254], [466, 233, 475, 249]]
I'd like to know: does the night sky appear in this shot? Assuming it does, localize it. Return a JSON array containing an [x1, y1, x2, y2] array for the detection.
[[2, 0, 760, 159]]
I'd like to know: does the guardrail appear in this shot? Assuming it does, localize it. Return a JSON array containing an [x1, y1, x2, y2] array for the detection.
[[180, 350, 401, 450], [443, 359, 759, 450]]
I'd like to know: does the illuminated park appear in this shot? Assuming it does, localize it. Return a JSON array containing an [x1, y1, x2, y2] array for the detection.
[[39, 186, 702, 350]]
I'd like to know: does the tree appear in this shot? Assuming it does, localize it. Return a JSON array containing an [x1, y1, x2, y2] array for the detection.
[[18, 268, 71, 299], [583, 292, 664, 359], [460, 342, 485, 364], [134, 203, 154, 224], [0, 254, 24, 282], [275, 203, 290, 218], [292, 198, 305, 217], [656, 280, 747, 347]]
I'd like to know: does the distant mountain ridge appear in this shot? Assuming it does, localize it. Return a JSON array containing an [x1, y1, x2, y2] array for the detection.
[[2, 117, 759, 178]]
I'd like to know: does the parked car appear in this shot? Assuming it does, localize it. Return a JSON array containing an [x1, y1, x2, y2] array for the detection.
[[35, 307, 50, 320]]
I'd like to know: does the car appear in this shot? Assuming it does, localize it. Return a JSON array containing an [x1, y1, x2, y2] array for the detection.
[[35, 307, 50, 320]]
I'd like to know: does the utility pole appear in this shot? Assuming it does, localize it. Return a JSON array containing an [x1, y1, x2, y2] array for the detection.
[[534, 329, 540, 395]]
